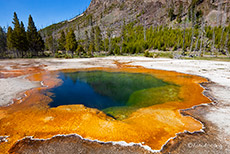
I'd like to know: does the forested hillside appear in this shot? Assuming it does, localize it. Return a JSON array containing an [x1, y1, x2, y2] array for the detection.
[[0, 0, 230, 58], [39, 0, 230, 58]]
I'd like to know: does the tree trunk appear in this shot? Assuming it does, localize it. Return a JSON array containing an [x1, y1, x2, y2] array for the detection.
[[220, 2, 228, 52], [224, 29, 229, 57], [182, 16, 186, 55], [109, 34, 111, 54], [144, 20, 146, 41], [189, 8, 196, 56], [211, 28, 216, 56], [198, 20, 205, 57], [217, 0, 221, 27], [120, 34, 123, 54]]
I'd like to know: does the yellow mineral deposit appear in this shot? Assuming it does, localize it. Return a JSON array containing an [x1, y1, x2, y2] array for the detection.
[[0, 63, 211, 153]]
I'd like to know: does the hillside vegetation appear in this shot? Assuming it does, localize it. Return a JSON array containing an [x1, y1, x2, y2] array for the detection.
[[0, 0, 230, 58]]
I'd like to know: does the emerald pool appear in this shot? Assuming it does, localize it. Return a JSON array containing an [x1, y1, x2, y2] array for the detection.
[[48, 71, 181, 119]]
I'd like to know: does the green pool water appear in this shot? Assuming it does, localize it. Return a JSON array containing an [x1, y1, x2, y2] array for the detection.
[[48, 71, 181, 120]]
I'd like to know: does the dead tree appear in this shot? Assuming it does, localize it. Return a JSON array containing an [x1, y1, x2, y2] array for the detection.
[[217, 0, 222, 27], [195, 20, 204, 55], [182, 17, 187, 55], [211, 28, 216, 56], [196, 20, 205, 56], [177, 37, 180, 50], [108, 29, 112, 54], [203, 38, 208, 56], [76, 24, 80, 41], [52, 32, 55, 54], [211, 0, 221, 56], [144, 20, 146, 41], [220, 2, 228, 52], [224, 29, 229, 57], [189, 8, 196, 55], [195, 32, 201, 53], [120, 19, 125, 53], [198, 22, 206, 57]]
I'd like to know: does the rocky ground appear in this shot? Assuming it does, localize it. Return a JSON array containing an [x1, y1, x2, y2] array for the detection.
[[0, 57, 230, 154], [8, 135, 153, 154]]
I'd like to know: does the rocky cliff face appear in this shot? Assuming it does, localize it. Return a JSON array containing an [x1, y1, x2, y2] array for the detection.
[[40, 0, 229, 40]]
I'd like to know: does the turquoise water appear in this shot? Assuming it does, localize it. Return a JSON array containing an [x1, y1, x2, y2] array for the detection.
[[48, 71, 181, 119]]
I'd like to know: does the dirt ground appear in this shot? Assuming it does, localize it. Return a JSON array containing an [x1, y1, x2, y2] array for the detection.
[[0, 57, 230, 154]]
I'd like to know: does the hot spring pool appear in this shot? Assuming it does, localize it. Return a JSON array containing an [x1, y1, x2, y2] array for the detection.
[[47, 71, 181, 119], [0, 65, 210, 153]]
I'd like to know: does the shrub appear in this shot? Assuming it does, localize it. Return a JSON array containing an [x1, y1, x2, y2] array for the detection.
[[144, 50, 150, 57], [44, 51, 52, 57], [54, 51, 65, 58], [161, 45, 167, 51], [76, 45, 85, 56], [172, 46, 177, 51], [153, 53, 160, 58], [65, 54, 72, 59]]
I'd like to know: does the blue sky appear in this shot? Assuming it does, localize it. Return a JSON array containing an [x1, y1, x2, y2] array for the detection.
[[0, 0, 91, 29]]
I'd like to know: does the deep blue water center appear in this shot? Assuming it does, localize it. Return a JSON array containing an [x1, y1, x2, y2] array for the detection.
[[48, 72, 123, 109], [47, 71, 169, 110]]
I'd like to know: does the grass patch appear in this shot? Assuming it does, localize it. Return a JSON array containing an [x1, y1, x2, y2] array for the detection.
[[182, 56, 230, 62]]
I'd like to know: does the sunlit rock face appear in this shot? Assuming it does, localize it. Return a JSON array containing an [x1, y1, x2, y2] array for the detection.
[[41, 0, 230, 42]]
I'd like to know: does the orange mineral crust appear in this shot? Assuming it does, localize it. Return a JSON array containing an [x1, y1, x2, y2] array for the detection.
[[0, 64, 45, 78], [0, 64, 211, 153]]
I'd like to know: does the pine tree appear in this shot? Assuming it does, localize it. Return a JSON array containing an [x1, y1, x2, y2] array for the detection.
[[36, 32, 45, 55], [94, 26, 102, 52], [107, 28, 112, 54], [90, 27, 95, 45], [88, 42, 95, 57], [46, 35, 54, 51], [168, 6, 175, 21], [84, 30, 89, 51], [45, 33, 57, 53], [11, 12, 22, 57], [0, 26, 7, 56], [65, 29, 77, 57], [10, 12, 30, 57], [7, 26, 13, 51], [89, 27, 95, 55], [177, 2, 183, 23], [76, 44, 85, 57], [27, 15, 44, 56], [20, 21, 28, 56], [58, 30, 66, 51]]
